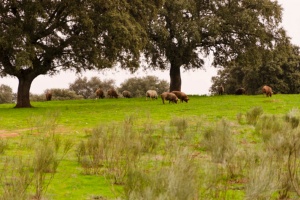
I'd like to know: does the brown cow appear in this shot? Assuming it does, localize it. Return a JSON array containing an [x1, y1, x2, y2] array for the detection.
[[45, 90, 52, 101], [235, 88, 246, 95], [95, 88, 105, 99], [171, 91, 189, 103], [122, 90, 132, 98], [262, 85, 273, 97], [107, 88, 118, 98], [217, 85, 224, 95], [161, 92, 178, 104]]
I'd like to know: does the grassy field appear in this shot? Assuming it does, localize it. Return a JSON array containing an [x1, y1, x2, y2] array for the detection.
[[0, 94, 300, 199]]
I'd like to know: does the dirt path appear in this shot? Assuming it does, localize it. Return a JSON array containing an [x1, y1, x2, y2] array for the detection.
[[0, 130, 20, 138]]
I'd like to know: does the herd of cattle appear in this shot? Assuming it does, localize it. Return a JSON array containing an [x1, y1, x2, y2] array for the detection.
[[44, 85, 273, 103]]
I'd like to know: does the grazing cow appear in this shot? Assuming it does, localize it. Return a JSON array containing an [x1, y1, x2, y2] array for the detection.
[[217, 85, 224, 95], [146, 90, 158, 100], [235, 88, 246, 95], [161, 92, 178, 104], [171, 91, 189, 103], [45, 90, 52, 101], [107, 88, 118, 98], [95, 88, 105, 99], [122, 90, 132, 98], [262, 85, 273, 97]]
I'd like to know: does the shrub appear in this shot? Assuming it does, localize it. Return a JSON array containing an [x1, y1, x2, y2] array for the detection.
[[124, 148, 200, 200], [118, 75, 169, 97], [69, 76, 115, 99], [0, 84, 13, 103], [285, 108, 300, 129], [201, 119, 236, 163], [246, 106, 263, 125], [50, 88, 83, 100]]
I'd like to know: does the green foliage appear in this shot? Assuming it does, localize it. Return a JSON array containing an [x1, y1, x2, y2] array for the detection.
[[0, 1, 162, 107], [118, 75, 169, 97], [49, 89, 83, 100], [211, 37, 300, 95], [146, 0, 283, 91], [0, 84, 13, 104]]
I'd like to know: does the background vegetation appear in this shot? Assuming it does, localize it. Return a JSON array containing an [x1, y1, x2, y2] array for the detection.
[[0, 94, 300, 199]]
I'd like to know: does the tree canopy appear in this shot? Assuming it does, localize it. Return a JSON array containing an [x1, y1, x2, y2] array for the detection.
[[0, 0, 162, 107], [0, 0, 290, 107], [144, 0, 284, 91]]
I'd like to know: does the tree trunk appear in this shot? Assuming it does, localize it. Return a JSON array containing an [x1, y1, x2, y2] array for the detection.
[[15, 74, 35, 108], [169, 64, 181, 92]]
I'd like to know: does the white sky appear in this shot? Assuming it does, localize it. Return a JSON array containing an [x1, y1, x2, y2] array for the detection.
[[1, 0, 299, 95]]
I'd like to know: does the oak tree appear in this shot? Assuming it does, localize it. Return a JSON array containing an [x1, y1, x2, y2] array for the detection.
[[0, 0, 162, 107], [145, 0, 283, 91]]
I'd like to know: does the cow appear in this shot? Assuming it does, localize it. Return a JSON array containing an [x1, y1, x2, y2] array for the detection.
[[171, 91, 189, 103], [217, 85, 224, 95], [146, 90, 158, 100], [122, 90, 132, 98], [107, 88, 118, 98], [95, 88, 105, 99], [262, 85, 273, 97], [45, 90, 52, 101], [235, 88, 246, 95], [161, 92, 178, 104]]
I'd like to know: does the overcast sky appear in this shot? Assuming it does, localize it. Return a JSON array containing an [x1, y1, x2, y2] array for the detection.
[[1, 0, 299, 95]]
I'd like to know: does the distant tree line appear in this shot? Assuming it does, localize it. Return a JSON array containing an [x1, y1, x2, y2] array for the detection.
[[27, 75, 169, 102]]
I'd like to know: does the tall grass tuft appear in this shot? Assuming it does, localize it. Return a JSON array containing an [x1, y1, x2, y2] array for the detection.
[[169, 117, 188, 139], [77, 116, 159, 184], [0, 157, 32, 200], [245, 106, 263, 125], [26, 110, 61, 137], [253, 112, 300, 199], [255, 114, 283, 141], [124, 147, 200, 200], [32, 135, 73, 199], [285, 108, 300, 129], [201, 119, 236, 163], [245, 153, 278, 200]]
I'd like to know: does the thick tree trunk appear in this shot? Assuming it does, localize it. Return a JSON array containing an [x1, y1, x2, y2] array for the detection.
[[15, 75, 35, 108], [169, 64, 181, 92]]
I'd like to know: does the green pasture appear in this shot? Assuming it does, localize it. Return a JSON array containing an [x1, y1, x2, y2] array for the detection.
[[0, 94, 299, 199], [0, 94, 298, 131]]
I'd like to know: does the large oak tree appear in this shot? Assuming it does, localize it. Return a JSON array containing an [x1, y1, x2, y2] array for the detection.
[[0, 0, 162, 107], [144, 0, 284, 91]]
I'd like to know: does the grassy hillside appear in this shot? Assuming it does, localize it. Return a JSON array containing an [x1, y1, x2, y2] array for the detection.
[[0, 94, 299, 199]]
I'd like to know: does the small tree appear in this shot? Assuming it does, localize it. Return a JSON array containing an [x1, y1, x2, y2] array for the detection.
[[0, 84, 13, 103], [69, 76, 115, 99], [50, 89, 83, 100], [118, 76, 169, 97]]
